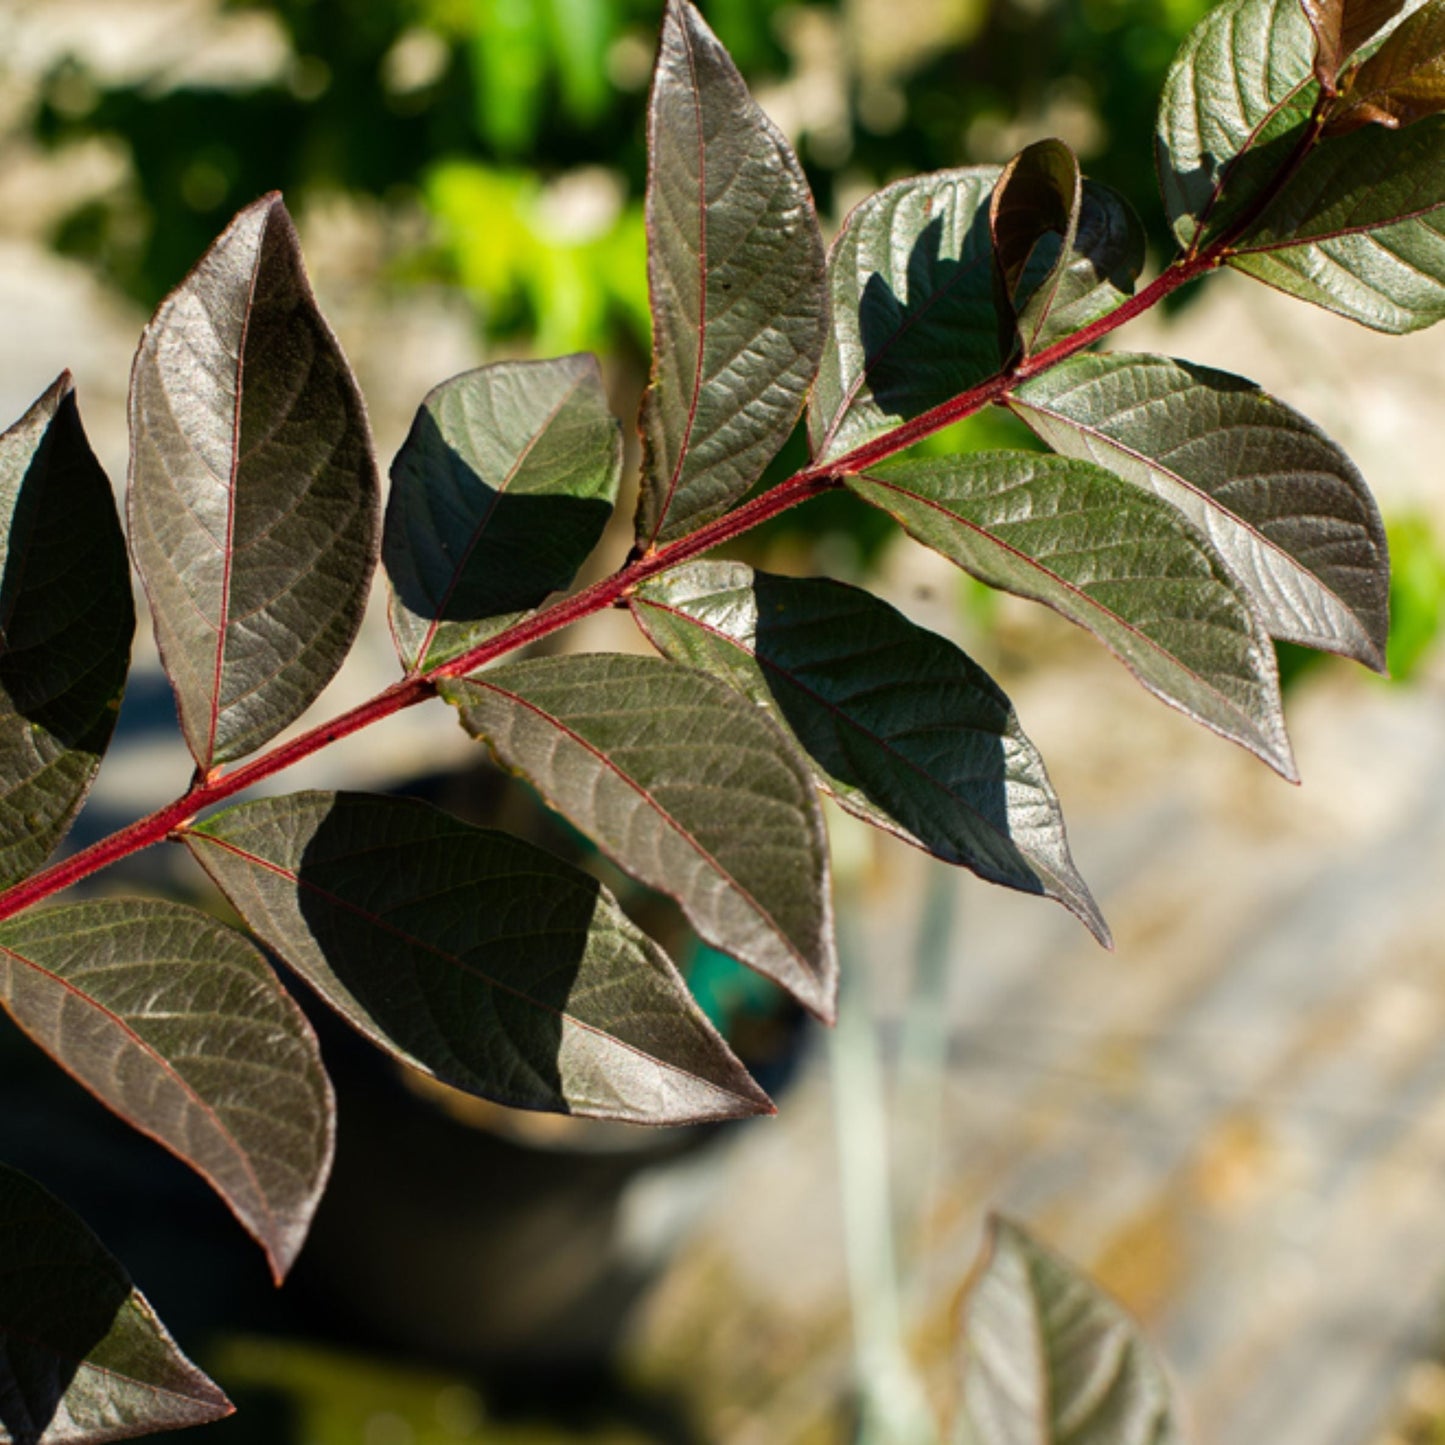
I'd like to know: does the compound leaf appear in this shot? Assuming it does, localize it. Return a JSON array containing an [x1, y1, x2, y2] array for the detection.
[[0, 1163, 231, 1444], [440, 654, 837, 1020], [635, 0, 826, 548], [0, 376, 132, 894], [955, 1216, 1185, 1445], [848, 453, 1294, 777], [0, 900, 332, 1282], [184, 791, 770, 1126], [129, 192, 380, 771], [384, 356, 621, 674], [1011, 352, 1389, 667], [631, 562, 1108, 945], [810, 168, 1003, 462]]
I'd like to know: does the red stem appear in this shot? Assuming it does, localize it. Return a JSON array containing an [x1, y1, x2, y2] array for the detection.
[[0, 146, 1301, 924]]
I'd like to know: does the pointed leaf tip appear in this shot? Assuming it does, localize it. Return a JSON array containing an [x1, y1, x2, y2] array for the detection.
[[129, 194, 379, 770]]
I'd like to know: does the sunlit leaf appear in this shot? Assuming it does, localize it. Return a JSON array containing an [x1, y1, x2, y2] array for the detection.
[[1011, 352, 1389, 666], [440, 654, 838, 1019], [955, 1216, 1186, 1445], [0, 376, 131, 893], [128, 192, 380, 770], [0, 900, 332, 1281], [383, 356, 620, 673], [184, 791, 770, 1126], [848, 453, 1295, 777], [810, 167, 1003, 462], [1328, 0, 1445, 129], [631, 562, 1108, 944], [635, 0, 826, 547], [1301, 0, 1406, 87], [0, 1163, 231, 1443]]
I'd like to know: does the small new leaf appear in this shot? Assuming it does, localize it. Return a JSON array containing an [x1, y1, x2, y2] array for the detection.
[[635, 0, 827, 547], [848, 452, 1295, 778], [0, 1164, 232, 1443], [0, 900, 333, 1281], [1327, 0, 1445, 129], [440, 654, 838, 1019], [0, 376, 132, 893], [1011, 352, 1389, 667], [129, 192, 380, 770], [631, 562, 1109, 944], [1302, 0, 1406, 90], [185, 791, 771, 1126], [955, 1216, 1186, 1445], [384, 356, 621, 673]]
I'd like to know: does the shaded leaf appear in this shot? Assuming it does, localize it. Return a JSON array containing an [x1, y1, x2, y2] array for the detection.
[[185, 791, 770, 1125], [0, 1163, 231, 1444], [1156, 0, 1318, 248], [384, 356, 621, 673], [0, 900, 332, 1282], [809, 167, 1003, 462], [848, 453, 1295, 777], [1301, 0, 1406, 88], [1011, 352, 1389, 666], [1228, 115, 1445, 329], [0, 376, 131, 893], [440, 654, 837, 1019], [129, 192, 380, 771], [631, 562, 1108, 944], [955, 1216, 1185, 1445], [635, 0, 826, 547], [1328, 0, 1445, 129]]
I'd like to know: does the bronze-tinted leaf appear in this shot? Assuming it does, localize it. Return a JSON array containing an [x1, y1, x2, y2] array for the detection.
[[129, 193, 379, 770], [1302, 0, 1406, 87], [1327, 0, 1445, 130]]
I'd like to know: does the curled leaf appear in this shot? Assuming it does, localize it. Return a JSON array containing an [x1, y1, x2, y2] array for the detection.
[[1326, 0, 1445, 130]]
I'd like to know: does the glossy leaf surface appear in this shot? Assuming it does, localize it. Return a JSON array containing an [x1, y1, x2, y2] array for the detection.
[[1328, 0, 1445, 130], [384, 356, 621, 673], [0, 376, 131, 893], [1011, 352, 1389, 667], [849, 453, 1294, 777], [129, 193, 379, 770], [441, 654, 837, 1019], [955, 1216, 1185, 1445], [1304, 0, 1408, 84], [0, 900, 332, 1281], [1156, 0, 1317, 247], [631, 562, 1108, 944], [185, 791, 769, 1125], [810, 167, 1003, 461], [635, 0, 826, 547], [0, 1164, 231, 1443]]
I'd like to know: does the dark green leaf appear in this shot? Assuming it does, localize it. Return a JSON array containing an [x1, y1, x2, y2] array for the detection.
[[810, 168, 1003, 462], [1156, 0, 1318, 248], [955, 1216, 1185, 1445], [440, 654, 837, 1019], [0, 1163, 231, 1443], [848, 453, 1295, 777], [1301, 0, 1406, 88], [184, 791, 770, 1125], [129, 192, 380, 771], [1228, 115, 1445, 329], [631, 562, 1109, 945], [384, 356, 621, 673], [1328, 0, 1445, 129], [0, 900, 332, 1281], [0, 376, 131, 893], [1011, 352, 1389, 667], [634, 0, 826, 547]]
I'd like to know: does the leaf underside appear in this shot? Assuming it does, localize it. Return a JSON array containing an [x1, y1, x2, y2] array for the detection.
[[1010, 352, 1389, 666], [184, 790, 770, 1125], [635, 0, 827, 547], [128, 192, 379, 770], [0, 1163, 231, 1444], [630, 561, 1108, 944], [0, 377, 132, 893], [440, 653, 838, 1020], [384, 354, 621, 673], [848, 452, 1295, 778], [0, 900, 332, 1281], [955, 1216, 1186, 1445]]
